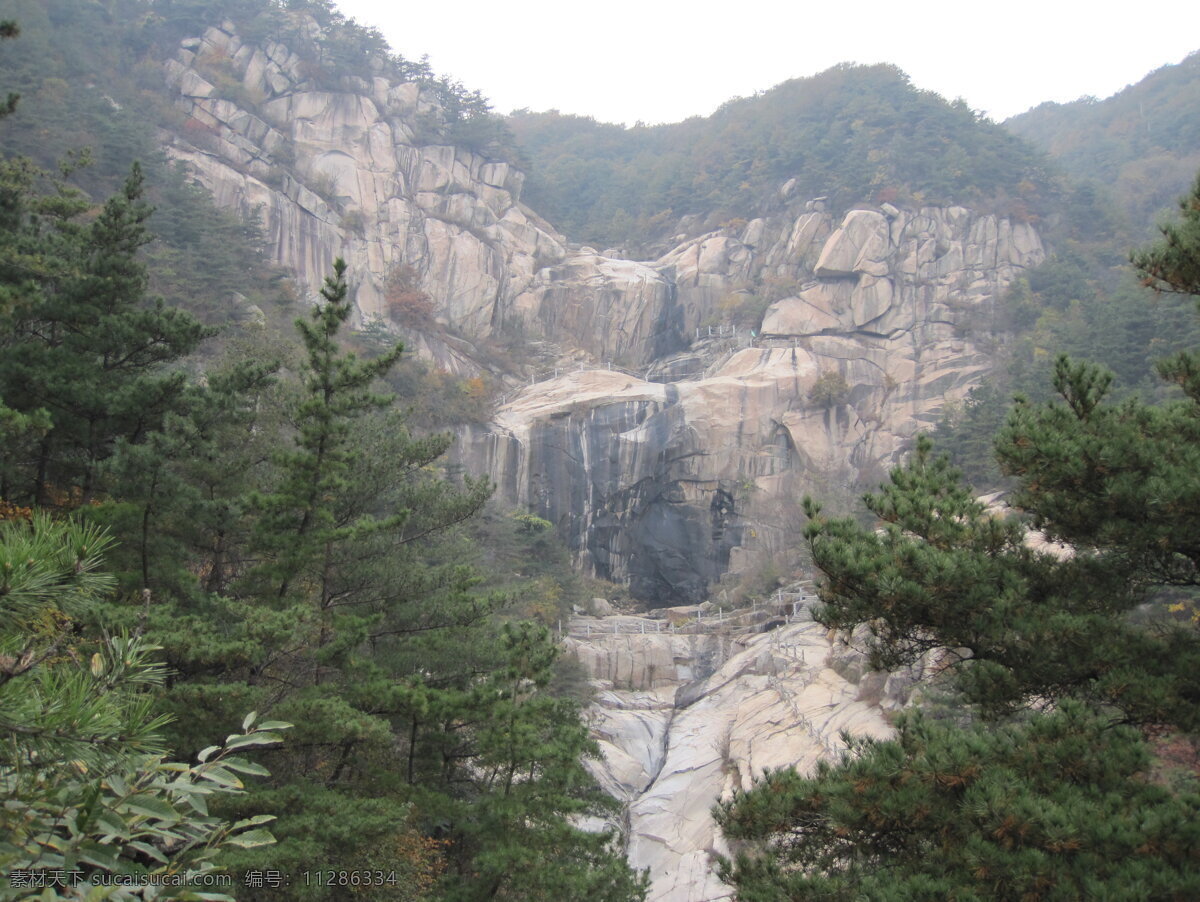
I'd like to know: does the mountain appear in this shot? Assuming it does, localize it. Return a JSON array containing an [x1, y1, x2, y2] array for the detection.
[[0, 0, 1053, 604], [510, 63, 1059, 251], [1006, 49, 1200, 228], [4, 8, 1199, 897], [7, 0, 1192, 612]]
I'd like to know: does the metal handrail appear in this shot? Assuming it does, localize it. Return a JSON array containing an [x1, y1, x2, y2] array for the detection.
[[494, 331, 821, 409]]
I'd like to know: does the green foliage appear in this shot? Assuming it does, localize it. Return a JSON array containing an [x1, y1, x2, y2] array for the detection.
[[143, 162, 289, 331], [1133, 168, 1200, 297], [511, 63, 1057, 246], [807, 370, 850, 408], [431, 622, 648, 902], [0, 8, 642, 895], [718, 702, 1200, 902], [249, 258, 405, 599], [89, 348, 282, 598], [0, 160, 212, 504], [464, 502, 613, 628], [103, 260, 643, 899], [0, 514, 289, 901], [1008, 51, 1200, 229], [933, 244, 1200, 480], [716, 172, 1200, 899], [931, 383, 1011, 490], [0, 19, 17, 119], [800, 431, 1200, 724]]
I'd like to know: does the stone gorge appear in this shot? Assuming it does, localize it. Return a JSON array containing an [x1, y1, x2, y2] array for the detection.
[[164, 17, 1044, 605], [161, 16, 1045, 899], [562, 602, 937, 902]]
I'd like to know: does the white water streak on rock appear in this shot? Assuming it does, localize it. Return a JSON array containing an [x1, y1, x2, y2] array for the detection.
[[567, 613, 926, 902]]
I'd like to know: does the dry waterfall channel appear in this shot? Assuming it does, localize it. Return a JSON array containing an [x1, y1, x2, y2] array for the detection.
[[564, 594, 929, 902]]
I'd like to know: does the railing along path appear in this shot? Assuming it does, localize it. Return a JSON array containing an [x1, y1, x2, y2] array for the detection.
[[560, 585, 818, 640], [495, 326, 816, 408]]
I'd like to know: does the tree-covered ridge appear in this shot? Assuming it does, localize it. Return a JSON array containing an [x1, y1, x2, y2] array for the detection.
[[510, 63, 1058, 248], [0, 0, 508, 180], [1006, 50, 1200, 228]]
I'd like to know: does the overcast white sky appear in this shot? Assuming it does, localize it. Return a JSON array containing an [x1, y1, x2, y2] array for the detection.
[[332, 0, 1198, 126]]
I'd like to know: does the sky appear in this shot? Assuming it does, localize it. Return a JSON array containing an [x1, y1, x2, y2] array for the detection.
[[331, 0, 1198, 126]]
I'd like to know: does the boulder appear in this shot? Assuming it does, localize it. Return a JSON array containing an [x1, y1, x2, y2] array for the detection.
[[814, 209, 890, 277]]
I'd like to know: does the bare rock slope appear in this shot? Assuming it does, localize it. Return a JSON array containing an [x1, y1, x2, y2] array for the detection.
[[565, 607, 930, 902], [162, 18, 1043, 600], [462, 203, 1042, 601]]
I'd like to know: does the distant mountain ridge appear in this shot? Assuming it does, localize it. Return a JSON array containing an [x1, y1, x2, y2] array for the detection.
[[1005, 50, 1200, 227], [508, 63, 1058, 251]]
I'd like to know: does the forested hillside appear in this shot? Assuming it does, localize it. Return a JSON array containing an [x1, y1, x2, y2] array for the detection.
[[510, 63, 1063, 249], [0, 3, 644, 899], [1007, 50, 1200, 228]]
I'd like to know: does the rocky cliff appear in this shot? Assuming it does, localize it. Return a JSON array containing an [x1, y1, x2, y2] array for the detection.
[[161, 18, 559, 369], [460, 201, 1043, 602], [160, 17, 697, 371], [564, 604, 931, 902], [160, 17, 1044, 601]]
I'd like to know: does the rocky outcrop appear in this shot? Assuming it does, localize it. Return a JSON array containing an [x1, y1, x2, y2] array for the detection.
[[159, 18, 690, 367], [162, 19, 566, 354], [508, 250, 684, 365], [565, 608, 930, 902], [660, 201, 1042, 339], [461, 202, 1043, 602], [159, 18, 1044, 601]]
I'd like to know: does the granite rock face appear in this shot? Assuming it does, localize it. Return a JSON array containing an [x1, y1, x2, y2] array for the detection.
[[461, 201, 1043, 602], [161, 18, 1044, 600], [163, 19, 563, 349], [509, 250, 684, 365], [565, 610, 929, 902], [160, 18, 688, 366]]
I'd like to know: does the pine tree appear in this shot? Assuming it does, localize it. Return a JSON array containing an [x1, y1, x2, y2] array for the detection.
[[716, 172, 1200, 900], [1133, 169, 1200, 298], [135, 260, 642, 900], [0, 513, 289, 899], [94, 351, 281, 597], [0, 161, 211, 504], [250, 257, 406, 604]]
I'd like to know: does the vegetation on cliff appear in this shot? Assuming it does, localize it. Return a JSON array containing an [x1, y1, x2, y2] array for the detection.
[[0, 197, 643, 901], [510, 63, 1061, 248], [716, 173, 1200, 900], [0, 21, 644, 896]]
